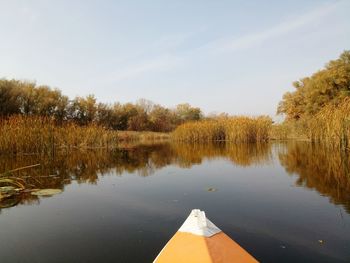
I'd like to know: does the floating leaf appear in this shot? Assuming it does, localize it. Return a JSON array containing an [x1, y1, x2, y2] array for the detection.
[[0, 186, 16, 193], [0, 178, 25, 189], [23, 189, 40, 193], [31, 189, 62, 196]]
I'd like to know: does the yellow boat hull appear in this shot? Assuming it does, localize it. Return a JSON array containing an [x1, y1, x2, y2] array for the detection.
[[154, 209, 258, 263]]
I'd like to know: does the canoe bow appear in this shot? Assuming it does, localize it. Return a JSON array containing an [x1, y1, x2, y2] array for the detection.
[[154, 209, 258, 263]]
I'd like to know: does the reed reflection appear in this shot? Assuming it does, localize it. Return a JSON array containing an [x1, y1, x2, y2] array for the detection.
[[279, 141, 350, 213], [172, 142, 271, 167], [0, 142, 271, 210], [2, 141, 349, 214]]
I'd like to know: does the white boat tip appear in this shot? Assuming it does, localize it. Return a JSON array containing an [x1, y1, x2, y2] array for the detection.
[[178, 209, 222, 237]]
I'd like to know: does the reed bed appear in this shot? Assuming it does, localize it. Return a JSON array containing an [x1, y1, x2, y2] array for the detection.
[[172, 116, 272, 142], [0, 116, 171, 155], [271, 98, 350, 147], [309, 98, 350, 151], [117, 131, 170, 142], [0, 116, 119, 154], [269, 120, 310, 141]]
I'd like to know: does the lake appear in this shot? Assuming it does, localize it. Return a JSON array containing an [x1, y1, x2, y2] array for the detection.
[[0, 141, 349, 262]]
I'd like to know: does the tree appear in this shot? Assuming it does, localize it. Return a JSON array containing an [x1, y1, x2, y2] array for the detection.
[[175, 103, 202, 123], [278, 50, 350, 120], [112, 103, 138, 130], [127, 103, 150, 131], [0, 79, 22, 116], [0, 78, 208, 132], [68, 95, 97, 125], [18, 81, 37, 115], [149, 105, 173, 132]]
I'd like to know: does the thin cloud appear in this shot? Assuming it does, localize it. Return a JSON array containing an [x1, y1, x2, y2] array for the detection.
[[151, 32, 192, 51], [99, 1, 342, 85], [99, 32, 194, 84], [107, 54, 182, 82], [199, 2, 340, 54]]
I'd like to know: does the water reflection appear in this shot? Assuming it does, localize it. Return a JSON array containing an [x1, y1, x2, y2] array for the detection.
[[278, 141, 350, 213], [172, 142, 271, 167], [1, 141, 350, 213]]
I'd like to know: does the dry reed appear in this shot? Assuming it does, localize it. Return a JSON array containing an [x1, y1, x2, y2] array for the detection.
[[172, 116, 272, 142], [117, 131, 170, 142], [0, 116, 171, 155], [0, 116, 111, 154], [309, 98, 350, 151]]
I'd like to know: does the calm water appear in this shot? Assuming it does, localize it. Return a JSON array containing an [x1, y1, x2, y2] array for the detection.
[[0, 142, 349, 262]]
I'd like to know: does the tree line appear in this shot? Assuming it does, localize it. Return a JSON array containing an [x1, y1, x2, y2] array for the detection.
[[277, 50, 350, 120], [275, 50, 350, 150], [0, 79, 202, 132], [2, 50, 348, 134]]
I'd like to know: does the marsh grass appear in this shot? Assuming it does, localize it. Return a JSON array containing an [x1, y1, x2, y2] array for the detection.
[[271, 98, 350, 150], [0, 116, 170, 155], [117, 131, 170, 142], [310, 98, 350, 151], [172, 116, 272, 142], [269, 120, 310, 141], [0, 116, 121, 154]]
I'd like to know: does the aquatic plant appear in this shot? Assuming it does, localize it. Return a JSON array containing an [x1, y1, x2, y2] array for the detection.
[[309, 98, 350, 151], [117, 131, 170, 142], [172, 116, 272, 142], [269, 120, 310, 141], [0, 116, 170, 154]]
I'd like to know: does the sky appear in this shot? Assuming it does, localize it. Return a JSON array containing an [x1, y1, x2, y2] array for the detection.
[[0, 0, 349, 117]]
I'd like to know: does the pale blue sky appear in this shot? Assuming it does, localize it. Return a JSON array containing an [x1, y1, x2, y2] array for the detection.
[[1, 0, 349, 116]]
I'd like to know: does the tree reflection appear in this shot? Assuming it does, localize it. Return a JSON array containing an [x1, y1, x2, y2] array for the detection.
[[279, 141, 350, 213]]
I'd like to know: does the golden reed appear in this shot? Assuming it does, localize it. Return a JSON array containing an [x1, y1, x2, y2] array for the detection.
[[310, 98, 350, 150], [172, 116, 272, 142], [0, 116, 171, 155], [0, 116, 119, 154]]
